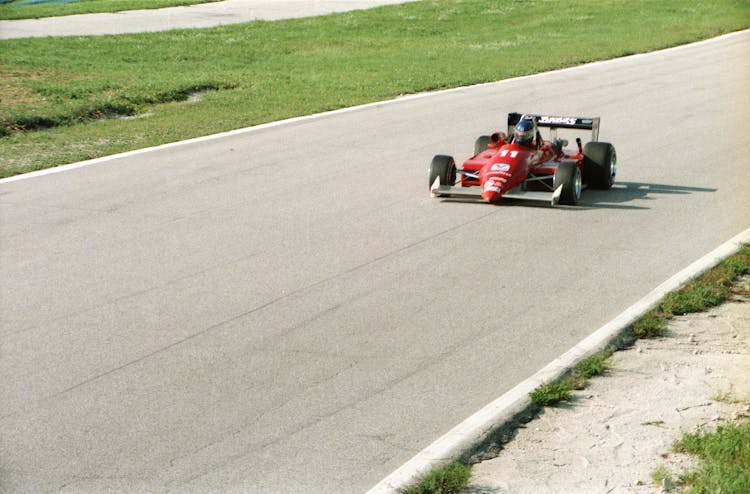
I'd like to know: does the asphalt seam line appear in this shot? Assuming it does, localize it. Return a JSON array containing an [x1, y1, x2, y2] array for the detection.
[[365, 226, 750, 494], [1, 29, 747, 185]]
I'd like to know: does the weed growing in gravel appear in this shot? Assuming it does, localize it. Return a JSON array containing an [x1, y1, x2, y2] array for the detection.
[[401, 461, 471, 494], [711, 390, 739, 404], [530, 381, 573, 407], [575, 351, 612, 379], [651, 464, 678, 491], [633, 310, 669, 338], [529, 350, 614, 406]]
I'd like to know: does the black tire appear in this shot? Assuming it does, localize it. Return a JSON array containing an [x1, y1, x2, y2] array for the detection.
[[553, 161, 582, 205], [429, 155, 456, 189], [583, 142, 616, 189], [474, 135, 491, 155]]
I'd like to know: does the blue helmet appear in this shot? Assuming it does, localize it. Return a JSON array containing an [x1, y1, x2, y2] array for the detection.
[[514, 119, 535, 146]]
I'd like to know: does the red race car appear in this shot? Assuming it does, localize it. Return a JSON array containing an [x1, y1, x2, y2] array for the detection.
[[429, 112, 616, 205]]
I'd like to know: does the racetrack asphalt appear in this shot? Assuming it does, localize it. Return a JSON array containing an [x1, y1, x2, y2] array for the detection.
[[1, 4, 750, 494]]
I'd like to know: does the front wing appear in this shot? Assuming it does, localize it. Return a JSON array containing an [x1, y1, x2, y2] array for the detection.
[[430, 177, 564, 205]]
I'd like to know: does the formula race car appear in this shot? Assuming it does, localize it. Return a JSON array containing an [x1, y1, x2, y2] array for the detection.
[[429, 112, 617, 205]]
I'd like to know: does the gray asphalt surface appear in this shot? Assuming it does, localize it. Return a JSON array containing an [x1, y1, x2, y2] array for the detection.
[[1, 22, 749, 494], [0, 0, 418, 39]]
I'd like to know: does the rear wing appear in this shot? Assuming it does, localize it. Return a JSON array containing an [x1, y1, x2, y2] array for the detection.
[[507, 112, 600, 142]]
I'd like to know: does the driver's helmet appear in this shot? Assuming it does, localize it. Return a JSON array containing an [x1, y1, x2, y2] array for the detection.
[[514, 119, 535, 147]]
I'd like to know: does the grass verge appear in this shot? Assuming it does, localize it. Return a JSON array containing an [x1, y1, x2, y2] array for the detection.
[[1, 0, 749, 178], [672, 418, 750, 494], [655, 245, 750, 318], [0, 0, 221, 20]]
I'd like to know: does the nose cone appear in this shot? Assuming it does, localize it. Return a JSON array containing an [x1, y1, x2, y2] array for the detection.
[[481, 177, 507, 202], [480, 162, 514, 202]]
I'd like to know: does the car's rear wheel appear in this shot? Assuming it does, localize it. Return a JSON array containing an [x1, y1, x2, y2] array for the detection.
[[583, 142, 616, 189], [474, 135, 490, 155], [429, 155, 456, 189], [554, 161, 582, 205]]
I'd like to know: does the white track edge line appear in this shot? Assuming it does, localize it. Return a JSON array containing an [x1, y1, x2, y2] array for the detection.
[[365, 226, 750, 494], [2, 29, 747, 185]]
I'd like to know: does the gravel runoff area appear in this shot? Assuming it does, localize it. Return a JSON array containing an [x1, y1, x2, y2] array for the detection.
[[0, 0, 419, 39], [463, 277, 750, 494]]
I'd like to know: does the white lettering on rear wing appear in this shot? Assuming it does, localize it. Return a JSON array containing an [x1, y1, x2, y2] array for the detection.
[[507, 112, 600, 142]]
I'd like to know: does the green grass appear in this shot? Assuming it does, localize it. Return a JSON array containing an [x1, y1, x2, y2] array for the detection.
[[401, 462, 471, 494], [661, 280, 728, 316], [629, 246, 750, 336], [633, 310, 668, 339], [674, 419, 750, 494], [1, 0, 749, 178], [529, 350, 613, 406], [651, 464, 677, 491], [0, 0, 221, 20], [575, 351, 612, 379], [530, 380, 573, 407], [661, 246, 750, 317]]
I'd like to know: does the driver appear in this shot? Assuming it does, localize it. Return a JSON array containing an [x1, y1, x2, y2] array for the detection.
[[513, 119, 535, 147]]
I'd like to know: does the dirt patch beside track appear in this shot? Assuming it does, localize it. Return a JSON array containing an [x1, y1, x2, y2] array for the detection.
[[465, 277, 750, 493]]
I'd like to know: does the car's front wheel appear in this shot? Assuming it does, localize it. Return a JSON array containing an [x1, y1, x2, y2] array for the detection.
[[554, 161, 582, 205], [429, 155, 456, 189]]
